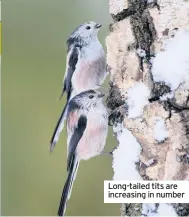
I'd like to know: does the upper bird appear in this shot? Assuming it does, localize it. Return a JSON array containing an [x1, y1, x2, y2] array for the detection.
[[50, 21, 107, 152]]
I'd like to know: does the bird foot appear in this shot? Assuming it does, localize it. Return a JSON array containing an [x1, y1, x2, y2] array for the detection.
[[100, 147, 117, 156]]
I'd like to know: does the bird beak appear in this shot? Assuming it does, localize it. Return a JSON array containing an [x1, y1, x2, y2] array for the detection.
[[98, 93, 105, 98], [96, 23, 102, 29]]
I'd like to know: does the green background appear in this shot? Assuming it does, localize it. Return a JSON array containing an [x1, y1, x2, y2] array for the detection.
[[2, 0, 120, 215]]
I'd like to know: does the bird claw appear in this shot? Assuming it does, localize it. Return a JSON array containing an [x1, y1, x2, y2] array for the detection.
[[100, 151, 113, 156], [100, 147, 117, 156]]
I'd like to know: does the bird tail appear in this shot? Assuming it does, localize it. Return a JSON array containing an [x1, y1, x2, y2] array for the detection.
[[59, 89, 65, 101], [50, 102, 68, 152], [59, 80, 67, 101], [58, 156, 80, 216]]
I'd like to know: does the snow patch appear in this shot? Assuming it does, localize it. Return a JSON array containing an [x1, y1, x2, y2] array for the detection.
[[160, 92, 174, 101], [142, 203, 157, 216], [113, 124, 142, 180], [157, 204, 177, 216], [127, 82, 151, 118], [142, 203, 177, 216], [137, 48, 146, 57], [152, 30, 189, 91], [147, 0, 155, 3], [154, 117, 169, 143]]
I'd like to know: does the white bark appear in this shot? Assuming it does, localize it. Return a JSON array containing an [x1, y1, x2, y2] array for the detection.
[[106, 0, 189, 215]]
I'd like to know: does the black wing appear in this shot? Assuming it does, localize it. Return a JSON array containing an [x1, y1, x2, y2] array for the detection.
[[59, 45, 80, 101], [67, 115, 87, 171], [50, 96, 81, 152]]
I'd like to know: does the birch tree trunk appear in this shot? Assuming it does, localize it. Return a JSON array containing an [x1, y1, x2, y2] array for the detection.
[[106, 0, 189, 215]]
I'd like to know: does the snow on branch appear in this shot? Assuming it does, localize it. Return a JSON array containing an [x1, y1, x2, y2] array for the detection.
[[127, 82, 151, 119], [152, 30, 189, 91], [160, 92, 174, 101], [142, 203, 177, 216], [112, 124, 142, 180], [154, 117, 169, 143]]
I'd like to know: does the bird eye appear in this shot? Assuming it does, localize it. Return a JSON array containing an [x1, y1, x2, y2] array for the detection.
[[86, 26, 91, 30], [89, 95, 94, 99]]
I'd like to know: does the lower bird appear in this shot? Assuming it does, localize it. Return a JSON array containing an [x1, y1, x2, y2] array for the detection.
[[58, 89, 108, 216]]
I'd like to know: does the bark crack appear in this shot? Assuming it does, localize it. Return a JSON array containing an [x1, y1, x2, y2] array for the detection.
[[111, 0, 160, 22]]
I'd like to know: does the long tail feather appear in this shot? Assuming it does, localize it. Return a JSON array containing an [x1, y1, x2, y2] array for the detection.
[[58, 157, 79, 216], [59, 81, 66, 101], [59, 89, 65, 101], [50, 102, 68, 152]]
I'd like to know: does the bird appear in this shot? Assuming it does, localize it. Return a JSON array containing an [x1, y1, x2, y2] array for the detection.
[[50, 21, 107, 152], [57, 89, 108, 216]]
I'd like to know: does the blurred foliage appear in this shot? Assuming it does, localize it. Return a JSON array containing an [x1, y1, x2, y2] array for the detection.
[[1, 0, 120, 216]]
